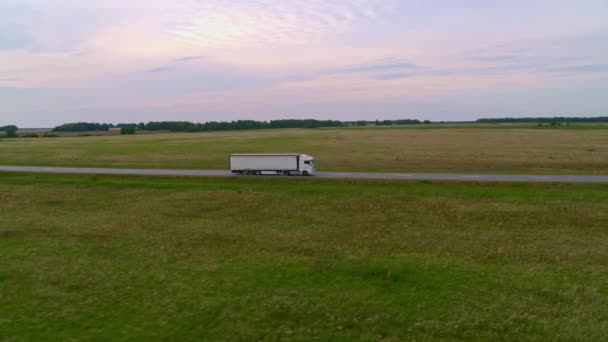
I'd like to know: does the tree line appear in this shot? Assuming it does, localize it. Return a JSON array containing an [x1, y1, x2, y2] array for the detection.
[[10, 115, 608, 136], [477, 117, 608, 123], [375, 119, 430, 126], [51, 119, 435, 133], [52, 122, 112, 132], [50, 120, 346, 132], [52, 119, 350, 133], [138, 119, 345, 131]]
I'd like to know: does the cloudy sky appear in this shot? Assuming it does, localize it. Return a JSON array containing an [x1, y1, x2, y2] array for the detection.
[[1, 0, 607, 127]]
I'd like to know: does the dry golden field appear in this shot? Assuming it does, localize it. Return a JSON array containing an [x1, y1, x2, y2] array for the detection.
[[1, 125, 607, 174]]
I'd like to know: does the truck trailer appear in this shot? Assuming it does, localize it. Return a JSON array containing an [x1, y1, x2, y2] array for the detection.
[[230, 153, 316, 176]]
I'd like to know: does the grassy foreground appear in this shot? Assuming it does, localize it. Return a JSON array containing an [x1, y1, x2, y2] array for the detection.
[[1, 126, 607, 174], [1, 173, 608, 340]]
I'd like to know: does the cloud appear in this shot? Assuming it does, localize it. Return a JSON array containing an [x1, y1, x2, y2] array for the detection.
[[167, 0, 381, 48], [546, 64, 608, 74], [144, 66, 171, 73], [373, 73, 413, 80], [461, 49, 538, 71], [459, 50, 608, 77], [2, 0, 608, 126], [324, 58, 422, 76], [280, 57, 423, 85], [173, 56, 205, 63], [0, 1, 124, 53], [143, 56, 205, 74], [466, 54, 529, 63]]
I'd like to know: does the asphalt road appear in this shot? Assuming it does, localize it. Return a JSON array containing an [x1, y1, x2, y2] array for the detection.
[[1, 165, 607, 183]]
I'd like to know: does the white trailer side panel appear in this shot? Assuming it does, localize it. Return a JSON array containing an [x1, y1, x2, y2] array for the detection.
[[230, 155, 299, 171]]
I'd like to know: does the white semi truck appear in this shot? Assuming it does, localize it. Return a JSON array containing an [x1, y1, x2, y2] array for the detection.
[[230, 153, 316, 176]]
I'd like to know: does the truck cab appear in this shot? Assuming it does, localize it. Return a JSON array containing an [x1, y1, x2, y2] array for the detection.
[[299, 154, 316, 176]]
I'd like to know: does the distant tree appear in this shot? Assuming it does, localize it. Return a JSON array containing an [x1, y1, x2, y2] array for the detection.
[[0, 125, 18, 132], [423, 120, 432, 124], [52, 122, 111, 132], [374, 119, 421, 126], [394, 119, 421, 125], [116, 123, 138, 129], [121, 127, 136, 135], [4, 127, 18, 138]]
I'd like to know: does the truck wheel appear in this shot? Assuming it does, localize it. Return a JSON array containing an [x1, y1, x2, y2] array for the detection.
[[302, 171, 309, 176]]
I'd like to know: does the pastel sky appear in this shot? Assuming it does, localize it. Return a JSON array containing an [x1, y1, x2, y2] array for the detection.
[[1, 0, 607, 127]]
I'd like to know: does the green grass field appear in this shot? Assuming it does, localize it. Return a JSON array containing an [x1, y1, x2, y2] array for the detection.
[[2, 172, 608, 340], [1, 125, 607, 174]]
